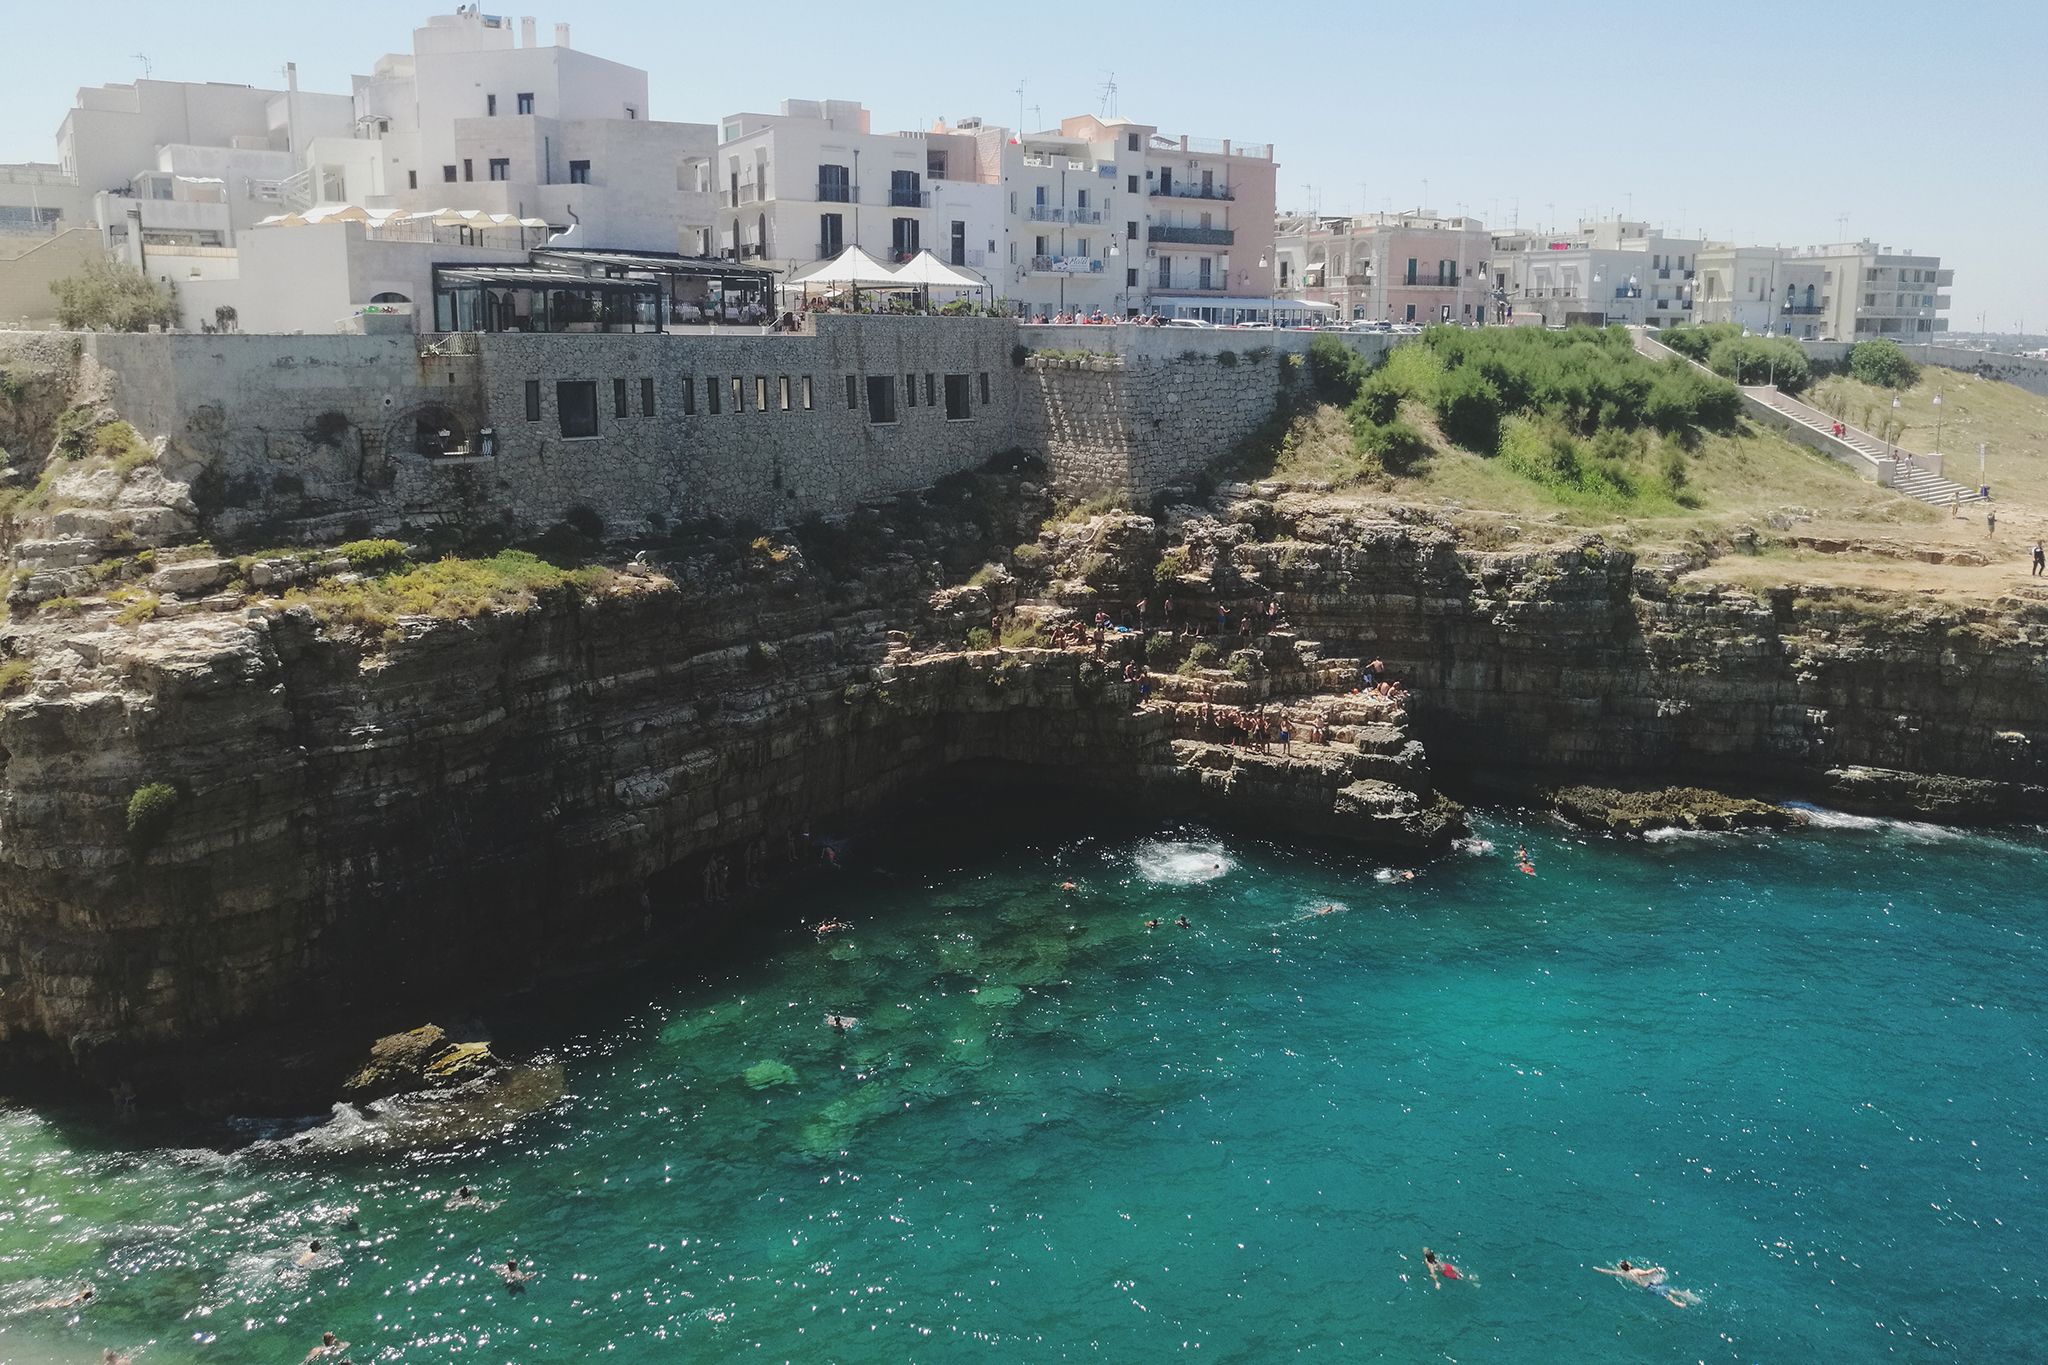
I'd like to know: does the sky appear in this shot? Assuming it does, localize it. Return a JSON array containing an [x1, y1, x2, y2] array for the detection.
[[4, 0, 2044, 332]]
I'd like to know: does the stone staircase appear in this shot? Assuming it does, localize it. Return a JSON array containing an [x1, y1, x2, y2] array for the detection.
[[1633, 328, 1983, 507]]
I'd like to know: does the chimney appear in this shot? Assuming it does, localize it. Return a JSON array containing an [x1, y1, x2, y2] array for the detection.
[[286, 61, 299, 92], [521, 16, 536, 47], [554, 21, 570, 47]]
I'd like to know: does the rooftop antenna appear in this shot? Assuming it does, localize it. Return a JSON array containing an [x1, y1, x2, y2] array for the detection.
[[1096, 71, 1119, 118], [1835, 211, 1848, 242], [1014, 80, 1025, 135], [132, 52, 152, 79], [1029, 103, 1042, 131]]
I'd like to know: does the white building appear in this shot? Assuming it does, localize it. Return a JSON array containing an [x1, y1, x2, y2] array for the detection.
[[1491, 219, 1704, 328], [1692, 245, 1828, 338], [1785, 241, 1951, 340]]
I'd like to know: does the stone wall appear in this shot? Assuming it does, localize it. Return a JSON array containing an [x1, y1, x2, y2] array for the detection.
[[1801, 340, 2048, 399]]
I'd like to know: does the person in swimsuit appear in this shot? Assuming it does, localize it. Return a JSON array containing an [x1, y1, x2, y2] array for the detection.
[[293, 1241, 323, 1268], [28, 1285, 93, 1311], [1174, 916, 1190, 929], [448, 1186, 480, 1209], [498, 1257, 532, 1291], [303, 1331, 349, 1363], [1595, 1260, 1697, 1308], [1421, 1248, 1469, 1286]]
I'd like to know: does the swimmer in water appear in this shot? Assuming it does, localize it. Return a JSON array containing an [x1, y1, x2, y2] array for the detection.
[[448, 1186, 480, 1208], [1144, 918, 1162, 929], [303, 1331, 349, 1362], [103, 1350, 133, 1365], [813, 919, 850, 937], [498, 1257, 532, 1290], [826, 1013, 853, 1032], [28, 1285, 93, 1311], [1421, 1247, 1470, 1286], [1175, 915, 1190, 929], [1595, 1260, 1696, 1308], [1399, 869, 1416, 882], [293, 1240, 323, 1268], [1060, 881, 1077, 891], [1314, 904, 1340, 916]]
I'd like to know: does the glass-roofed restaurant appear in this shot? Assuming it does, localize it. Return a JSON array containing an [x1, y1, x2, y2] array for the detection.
[[431, 249, 778, 332]]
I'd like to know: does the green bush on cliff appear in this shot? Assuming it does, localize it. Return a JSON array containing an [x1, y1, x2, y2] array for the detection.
[[1849, 337, 1919, 389], [284, 550, 613, 640], [964, 627, 993, 650], [91, 421, 155, 479], [0, 659, 31, 696], [1153, 546, 1190, 586], [126, 782, 178, 844], [337, 539, 408, 572]]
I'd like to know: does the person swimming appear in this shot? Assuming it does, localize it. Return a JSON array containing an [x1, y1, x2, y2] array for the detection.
[[498, 1257, 532, 1290], [1421, 1247, 1469, 1286], [1144, 918, 1162, 929], [448, 1186, 479, 1208], [1174, 915, 1190, 929], [28, 1285, 93, 1311], [293, 1240, 323, 1268], [1060, 881, 1077, 891], [303, 1330, 349, 1362], [826, 1013, 856, 1032], [1595, 1260, 1697, 1307]]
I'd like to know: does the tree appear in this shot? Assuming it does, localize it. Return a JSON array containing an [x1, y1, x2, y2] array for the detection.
[[1848, 337, 1919, 389], [49, 257, 178, 332]]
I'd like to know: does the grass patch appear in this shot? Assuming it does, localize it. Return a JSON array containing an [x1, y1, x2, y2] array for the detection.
[[0, 659, 31, 696], [336, 538, 408, 572], [284, 550, 613, 639]]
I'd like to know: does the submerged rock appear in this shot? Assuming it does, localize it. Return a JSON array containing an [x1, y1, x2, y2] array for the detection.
[[1552, 785, 1806, 836]]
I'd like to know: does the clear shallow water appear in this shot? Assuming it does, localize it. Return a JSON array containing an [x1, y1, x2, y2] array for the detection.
[[2, 810, 2045, 1363]]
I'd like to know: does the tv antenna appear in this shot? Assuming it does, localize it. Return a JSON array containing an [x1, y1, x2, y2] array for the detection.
[[1096, 71, 1119, 118], [1014, 80, 1025, 134], [132, 52, 152, 78], [1835, 211, 1849, 241]]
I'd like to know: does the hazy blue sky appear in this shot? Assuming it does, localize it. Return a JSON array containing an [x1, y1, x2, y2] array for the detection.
[[6, 1, 2044, 330]]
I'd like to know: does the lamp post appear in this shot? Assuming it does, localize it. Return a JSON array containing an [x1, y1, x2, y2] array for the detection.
[[1889, 395, 1900, 460], [1932, 391, 1943, 454]]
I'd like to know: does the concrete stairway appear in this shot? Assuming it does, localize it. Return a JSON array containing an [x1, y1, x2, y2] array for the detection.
[[1633, 328, 1983, 506]]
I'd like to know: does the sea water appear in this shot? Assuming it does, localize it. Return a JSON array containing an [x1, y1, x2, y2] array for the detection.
[[1, 809, 2044, 1363]]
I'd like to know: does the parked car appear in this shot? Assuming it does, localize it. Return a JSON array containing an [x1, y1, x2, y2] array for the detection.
[[1160, 318, 1212, 329]]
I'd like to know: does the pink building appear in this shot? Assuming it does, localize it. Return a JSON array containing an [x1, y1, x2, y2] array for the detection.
[[1277, 210, 1491, 324]]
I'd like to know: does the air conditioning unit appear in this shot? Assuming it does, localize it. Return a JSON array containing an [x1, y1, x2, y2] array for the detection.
[[1145, 248, 1157, 259]]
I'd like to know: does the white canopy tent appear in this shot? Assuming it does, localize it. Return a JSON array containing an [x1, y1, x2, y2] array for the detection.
[[889, 249, 986, 292], [784, 245, 902, 293]]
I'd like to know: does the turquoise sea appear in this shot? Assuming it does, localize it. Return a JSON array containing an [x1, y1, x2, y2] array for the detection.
[[1, 806, 2044, 1363]]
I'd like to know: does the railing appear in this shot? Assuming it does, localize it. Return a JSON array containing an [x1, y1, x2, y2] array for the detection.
[[1401, 275, 1459, 288], [889, 189, 930, 208], [0, 216, 62, 236], [1068, 208, 1102, 224], [1612, 286, 1643, 299], [1020, 154, 1055, 168], [1031, 255, 1103, 274], [1150, 224, 1234, 246], [1151, 183, 1235, 201], [948, 248, 988, 268], [1026, 206, 1065, 222], [1782, 303, 1825, 315], [816, 182, 851, 203], [738, 243, 767, 259], [722, 182, 763, 207], [1156, 274, 1227, 292]]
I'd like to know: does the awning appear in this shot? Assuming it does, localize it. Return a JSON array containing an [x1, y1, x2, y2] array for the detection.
[[785, 245, 900, 289], [889, 249, 987, 291]]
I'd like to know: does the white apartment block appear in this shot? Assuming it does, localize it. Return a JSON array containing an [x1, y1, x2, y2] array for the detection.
[[1692, 245, 1828, 338], [1491, 219, 1704, 328], [1787, 242, 1951, 340]]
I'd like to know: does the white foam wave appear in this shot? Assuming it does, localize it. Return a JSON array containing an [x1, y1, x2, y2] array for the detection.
[[1787, 804, 1962, 841], [1132, 840, 1233, 885], [1642, 826, 1720, 844], [1452, 837, 1495, 856]]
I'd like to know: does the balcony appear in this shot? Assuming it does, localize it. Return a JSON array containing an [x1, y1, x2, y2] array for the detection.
[[1151, 182, 1235, 201], [1782, 303, 1825, 315], [1155, 274, 1228, 293], [889, 189, 931, 208], [1026, 206, 1066, 222], [1030, 255, 1104, 274], [1068, 208, 1102, 224], [722, 182, 763, 207], [816, 181, 852, 203], [738, 243, 766, 259], [1149, 224, 1234, 246], [1399, 276, 1460, 289]]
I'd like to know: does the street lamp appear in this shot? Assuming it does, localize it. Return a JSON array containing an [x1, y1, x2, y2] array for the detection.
[[1890, 395, 1901, 461], [1932, 391, 1943, 454]]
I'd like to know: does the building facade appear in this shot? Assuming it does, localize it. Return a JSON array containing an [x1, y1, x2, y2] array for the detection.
[[1490, 219, 1704, 328], [1276, 210, 1491, 324], [1787, 242, 1951, 340]]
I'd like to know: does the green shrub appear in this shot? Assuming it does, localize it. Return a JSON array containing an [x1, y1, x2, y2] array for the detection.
[[1849, 337, 1919, 389], [50, 258, 177, 332], [1215, 349, 1238, 368], [964, 626, 993, 650], [1306, 335, 1368, 402], [336, 538, 408, 572], [126, 782, 178, 843], [1657, 323, 1738, 362], [1227, 653, 1256, 680], [1352, 417, 1431, 473], [1433, 366, 1504, 454], [1011, 541, 1048, 570], [38, 596, 86, 615], [1145, 632, 1176, 663], [1350, 377, 1402, 426], [1706, 335, 1811, 394], [91, 421, 156, 479], [0, 659, 31, 696], [1153, 546, 1190, 586]]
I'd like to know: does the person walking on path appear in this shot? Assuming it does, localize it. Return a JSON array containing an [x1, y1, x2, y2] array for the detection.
[[1987, 508, 1997, 536], [2033, 540, 2044, 577]]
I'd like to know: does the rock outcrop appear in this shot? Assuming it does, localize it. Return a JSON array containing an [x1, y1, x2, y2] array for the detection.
[[1551, 785, 1805, 836]]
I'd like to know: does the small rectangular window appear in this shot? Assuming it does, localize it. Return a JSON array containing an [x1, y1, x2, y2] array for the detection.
[[706, 377, 721, 414], [978, 372, 990, 404], [1127, 174, 1139, 193], [408, 170, 418, 190], [681, 377, 696, 415], [443, 164, 458, 183], [903, 375, 916, 408], [517, 92, 534, 115], [802, 377, 815, 410], [846, 375, 858, 409], [487, 94, 497, 116], [489, 158, 509, 181], [613, 377, 629, 418], [730, 377, 744, 412], [944, 373, 971, 420], [867, 376, 897, 424], [1126, 220, 1138, 240], [1127, 268, 1138, 286], [925, 373, 936, 407], [557, 381, 598, 438], [569, 160, 590, 184], [1127, 132, 1140, 152], [524, 379, 541, 421], [778, 376, 791, 411], [462, 159, 474, 181], [641, 377, 656, 417], [755, 375, 768, 411]]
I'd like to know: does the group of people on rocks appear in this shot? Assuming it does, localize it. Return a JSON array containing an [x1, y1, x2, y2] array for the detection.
[[1195, 694, 1306, 752]]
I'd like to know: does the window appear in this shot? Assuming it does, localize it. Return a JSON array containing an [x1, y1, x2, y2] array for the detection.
[[890, 169, 921, 207], [557, 381, 598, 438], [904, 374, 917, 408], [641, 377, 656, 417], [802, 377, 814, 410], [818, 163, 850, 202], [1127, 220, 1138, 240], [755, 375, 768, 411], [819, 212, 844, 257], [517, 92, 534, 115], [487, 94, 497, 116], [846, 375, 859, 409], [730, 376, 744, 412], [613, 377, 629, 418], [1127, 132, 1140, 152], [524, 380, 541, 422], [706, 377, 721, 414], [925, 373, 936, 406], [1127, 267, 1138, 287], [978, 373, 990, 404], [944, 373, 971, 420], [1076, 237, 1090, 257], [682, 377, 696, 415], [1127, 173, 1139, 194], [1076, 188, 1089, 210], [866, 376, 897, 424], [778, 376, 791, 411], [443, 164, 458, 183], [891, 216, 918, 258], [463, 159, 474, 181], [569, 160, 590, 184], [408, 170, 418, 190], [489, 158, 510, 181]]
